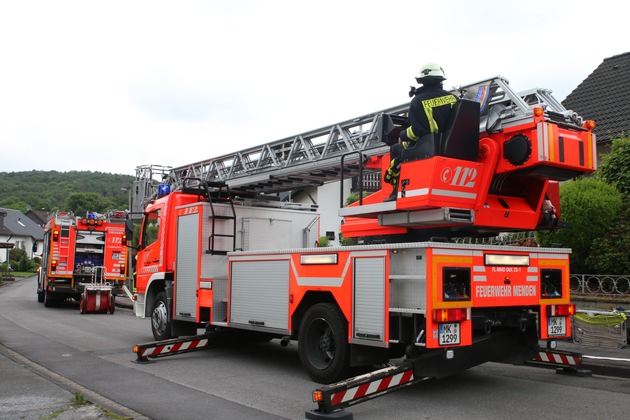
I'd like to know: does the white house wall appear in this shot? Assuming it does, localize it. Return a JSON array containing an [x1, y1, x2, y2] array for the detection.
[[291, 180, 352, 247]]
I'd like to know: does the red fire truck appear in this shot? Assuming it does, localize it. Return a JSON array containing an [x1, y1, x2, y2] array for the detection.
[[129, 76, 595, 385], [38, 210, 128, 309]]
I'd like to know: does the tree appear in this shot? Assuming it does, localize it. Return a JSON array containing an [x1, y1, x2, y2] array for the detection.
[[0, 170, 133, 212], [584, 137, 630, 274], [585, 204, 630, 274], [595, 137, 630, 198], [536, 178, 622, 273], [65, 192, 115, 216]]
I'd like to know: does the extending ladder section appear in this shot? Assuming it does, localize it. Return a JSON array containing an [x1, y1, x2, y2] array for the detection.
[[134, 76, 586, 209]]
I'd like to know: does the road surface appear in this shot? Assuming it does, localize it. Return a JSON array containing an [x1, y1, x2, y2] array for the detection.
[[1, 276, 629, 419]]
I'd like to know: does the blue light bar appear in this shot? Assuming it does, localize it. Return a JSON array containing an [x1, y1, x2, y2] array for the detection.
[[158, 184, 171, 197]]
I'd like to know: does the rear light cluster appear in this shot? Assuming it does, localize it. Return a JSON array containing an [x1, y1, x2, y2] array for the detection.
[[120, 263, 126, 277], [51, 259, 58, 272], [547, 304, 575, 316], [541, 269, 562, 298], [432, 308, 469, 323], [443, 267, 471, 301]]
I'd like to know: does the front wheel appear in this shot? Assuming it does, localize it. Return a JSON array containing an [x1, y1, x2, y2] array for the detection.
[[298, 303, 350, 384], [151, 292, 173, 341]]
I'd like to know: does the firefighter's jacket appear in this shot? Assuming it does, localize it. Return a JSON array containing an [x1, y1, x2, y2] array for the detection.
[[399, 84, 458, 147]]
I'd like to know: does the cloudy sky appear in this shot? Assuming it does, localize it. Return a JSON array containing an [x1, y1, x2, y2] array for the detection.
[[0, 0, 626, 176]]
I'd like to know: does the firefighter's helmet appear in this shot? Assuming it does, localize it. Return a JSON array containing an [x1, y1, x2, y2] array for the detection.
[[416, 62, 446, 84]]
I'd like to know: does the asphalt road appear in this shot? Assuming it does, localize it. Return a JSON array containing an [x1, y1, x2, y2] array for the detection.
[[2, 276, 630, 420]]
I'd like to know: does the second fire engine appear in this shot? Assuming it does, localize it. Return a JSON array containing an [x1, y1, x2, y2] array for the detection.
[[38, 210, 129, 309]]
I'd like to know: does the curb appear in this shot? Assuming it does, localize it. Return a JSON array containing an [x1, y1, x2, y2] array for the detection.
[[581, 356, 630, 379]]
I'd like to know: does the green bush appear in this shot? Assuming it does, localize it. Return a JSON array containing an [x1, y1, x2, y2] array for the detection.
[[318, 236, 330, 247], [537, 178, 622, 273]]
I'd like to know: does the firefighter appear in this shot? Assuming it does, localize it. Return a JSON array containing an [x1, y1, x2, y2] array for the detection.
[[384, 63, 458, 202]]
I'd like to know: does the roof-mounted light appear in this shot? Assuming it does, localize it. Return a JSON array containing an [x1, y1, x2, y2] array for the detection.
[[158, 184, 171, 197]]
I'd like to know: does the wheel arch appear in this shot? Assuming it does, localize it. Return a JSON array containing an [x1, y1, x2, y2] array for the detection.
[[143, 272, 173, 317], [291, 291, 347, 340]]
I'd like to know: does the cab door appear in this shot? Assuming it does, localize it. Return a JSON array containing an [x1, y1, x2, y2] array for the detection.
[[136, 207, 163, 294]]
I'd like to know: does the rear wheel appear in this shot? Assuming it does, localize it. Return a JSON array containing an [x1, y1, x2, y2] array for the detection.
[[151, 292, 172, 341], [43, 289, 54, 308], [37, 285, 44, 303], [109, 295, 116, 314], [298, 303, 350, 384]]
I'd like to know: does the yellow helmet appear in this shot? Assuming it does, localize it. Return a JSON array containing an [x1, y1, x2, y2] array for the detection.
[[416, 62, 446, 83]]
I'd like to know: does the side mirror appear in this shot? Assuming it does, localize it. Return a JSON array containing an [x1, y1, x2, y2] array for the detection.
[[125, 219, 134, 247]]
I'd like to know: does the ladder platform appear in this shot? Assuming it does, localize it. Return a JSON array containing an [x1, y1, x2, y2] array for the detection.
[[339, 204, 474, 227], [338, 201, 397, 218]]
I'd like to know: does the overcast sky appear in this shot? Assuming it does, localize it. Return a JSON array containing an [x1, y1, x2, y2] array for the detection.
[[0, 0, 626, 176]]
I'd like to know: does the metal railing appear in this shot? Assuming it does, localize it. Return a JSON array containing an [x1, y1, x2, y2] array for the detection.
[[570, 274, 630, 297]]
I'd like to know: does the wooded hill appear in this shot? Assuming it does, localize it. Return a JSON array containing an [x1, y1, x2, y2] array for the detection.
[[0, 170, 135, 214]]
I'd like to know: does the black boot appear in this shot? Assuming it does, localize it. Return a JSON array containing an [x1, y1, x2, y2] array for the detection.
[[383, 189, 398, 202]]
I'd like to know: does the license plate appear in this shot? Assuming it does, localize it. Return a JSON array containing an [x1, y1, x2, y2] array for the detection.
[[438, 323, 460, 345], [547, 316, 566, 336]]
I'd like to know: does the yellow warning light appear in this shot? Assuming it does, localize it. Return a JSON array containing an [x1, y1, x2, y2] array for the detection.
[[312, 390, 324, 403], [133, 345, 139, 353], [584, 120, 596, 129], [533, 107, 544, 117]]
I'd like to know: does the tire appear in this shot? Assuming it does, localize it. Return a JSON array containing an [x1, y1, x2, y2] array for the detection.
[[37, 274, 45, 303], [151, 292, 173, 341], [109, 295, 116, 314], [79, 292, 86, 314], [43, 289, 54, 308], [298, 303, 350, 384]]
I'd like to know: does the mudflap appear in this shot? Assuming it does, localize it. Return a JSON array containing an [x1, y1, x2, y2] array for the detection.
[[410, 329, 538, 379]]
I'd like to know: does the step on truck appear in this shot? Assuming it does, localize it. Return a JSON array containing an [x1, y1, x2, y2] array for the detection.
[[128, 75, 595, 385], [38, 210, 129, 307]]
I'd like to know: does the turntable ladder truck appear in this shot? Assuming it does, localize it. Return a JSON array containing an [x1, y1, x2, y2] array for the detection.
[[128, 76, 595, 411]]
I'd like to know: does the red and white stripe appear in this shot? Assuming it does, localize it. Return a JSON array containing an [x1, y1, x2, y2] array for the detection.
[[535, 351, 581, 366], [330, 369, 414, 406], [138, 338, 209, 358]]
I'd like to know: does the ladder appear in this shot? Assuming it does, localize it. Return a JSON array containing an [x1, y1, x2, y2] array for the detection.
[[205, 181, 237, 255], [133, 76, 584, 210], [133, 101, 407, 210]]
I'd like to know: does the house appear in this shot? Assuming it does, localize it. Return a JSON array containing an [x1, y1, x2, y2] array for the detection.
[[0, 208, 45, 264], [25, 207, 50, 227], [562, 51, 630, 156]]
